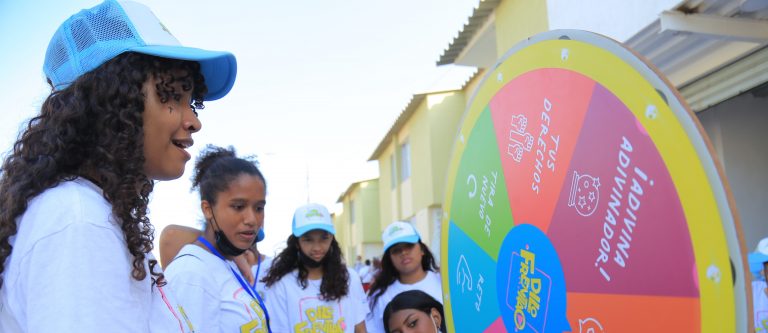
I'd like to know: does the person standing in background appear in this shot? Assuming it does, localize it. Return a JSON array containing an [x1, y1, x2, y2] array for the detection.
[[263, 203, 368, 333], [359, 259, 373, 292], [750, 237, 768, 332], [366, 221, 442, 333], [355, 255, 365, 274]]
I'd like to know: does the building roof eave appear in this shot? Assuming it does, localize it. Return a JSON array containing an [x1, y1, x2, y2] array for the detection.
[[437, 0, 501, 66]]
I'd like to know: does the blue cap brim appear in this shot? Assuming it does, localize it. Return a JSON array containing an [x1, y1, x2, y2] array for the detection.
[[384, 234, 420, 253], [129, 45, 236, 101], [749, 252, 768, 275], [293, 224, 336, 237]]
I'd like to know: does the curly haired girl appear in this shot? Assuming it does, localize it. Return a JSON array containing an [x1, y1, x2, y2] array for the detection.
[[0, 1, 236, 332], [263, 203, 369, 333]]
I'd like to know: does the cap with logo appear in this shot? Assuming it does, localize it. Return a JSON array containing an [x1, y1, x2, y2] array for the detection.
[[44, 0, 236, 101], [292, 203, 335, 237], [382, 221, 421, 253]]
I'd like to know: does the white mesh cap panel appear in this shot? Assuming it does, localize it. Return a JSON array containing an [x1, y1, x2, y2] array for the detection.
[[119, 1, 180, 46]]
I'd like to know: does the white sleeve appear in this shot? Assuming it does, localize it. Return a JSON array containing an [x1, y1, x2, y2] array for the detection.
[[365, 295, 386, 333], [264, 278, 290, 332], [17, 222, 147, 332], [348, 269, 369, 326], [164, 256, 221, 333]]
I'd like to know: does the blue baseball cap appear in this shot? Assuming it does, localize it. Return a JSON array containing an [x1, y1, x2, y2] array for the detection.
[[44, 0, 236, 101], [382, 221, 420, 253], [749, 237, 768, 278], [292, 203, 335, 237]]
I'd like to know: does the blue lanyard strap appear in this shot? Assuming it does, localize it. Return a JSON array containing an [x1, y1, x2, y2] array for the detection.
[[251, 254, 262, 290], [197, 237, 272, 332]]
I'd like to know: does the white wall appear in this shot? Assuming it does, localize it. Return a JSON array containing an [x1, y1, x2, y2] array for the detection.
[[546, 0, 682, 41], [697, 89, 768, 252], [413, 206, 443, 265], [362, 243, 383, 262]]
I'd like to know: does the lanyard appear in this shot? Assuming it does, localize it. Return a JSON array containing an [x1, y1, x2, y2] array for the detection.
[[197, 237, 271, 332], [251, 254, 262, 290]]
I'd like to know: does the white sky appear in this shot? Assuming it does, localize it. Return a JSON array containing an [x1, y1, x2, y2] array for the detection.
[[0, 0, 478, 257]]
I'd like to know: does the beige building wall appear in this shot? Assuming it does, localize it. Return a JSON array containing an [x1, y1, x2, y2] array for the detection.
[[377, 145, 396, 233], [332, 211, 353, 262], [494, 0, 549, 58], [337, 179, 382, 263], [369, 88, 471, 262], [426, 92, 469, 204]]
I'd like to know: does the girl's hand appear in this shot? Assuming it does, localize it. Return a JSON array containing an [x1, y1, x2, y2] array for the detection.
[[234, 253, 255, 285]]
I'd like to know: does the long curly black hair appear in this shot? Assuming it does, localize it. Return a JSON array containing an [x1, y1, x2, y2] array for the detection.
[[367, 241, 439, 312], [0, 52, 207, 287], [263, 234, 350, 301]]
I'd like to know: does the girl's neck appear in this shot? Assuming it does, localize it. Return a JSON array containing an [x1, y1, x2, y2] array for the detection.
[[399, 268, 427, 285], [306, 266, 324, 280], [198, 228, 234, 260]]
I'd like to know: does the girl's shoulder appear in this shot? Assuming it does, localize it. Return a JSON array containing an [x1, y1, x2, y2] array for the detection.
[[12, 179, 119, 256], [269, 268, 301, 285], [426, 270, 442, 281], [415, 271, 442, 290], [167, 244, 211, 266], [27, 178, 109, 221], [164, 244, 230, 285]]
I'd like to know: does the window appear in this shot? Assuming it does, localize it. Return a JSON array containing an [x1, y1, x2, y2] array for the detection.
[[390, 155, 397, 189], [400, 140, 411, 182], [349, 200, 355, 224]]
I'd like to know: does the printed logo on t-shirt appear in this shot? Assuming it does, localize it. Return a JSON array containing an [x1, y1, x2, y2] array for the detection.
[[294, 297, 345, 333], [234, 288, 268, 333], [757, 311, 768, 332]]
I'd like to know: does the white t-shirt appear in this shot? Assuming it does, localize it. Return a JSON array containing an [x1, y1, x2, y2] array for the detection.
[[365, 270, 443, 333], [358, 265, 372, 284], [754, 280, 768, 332], [265, 267, 368, 333], [165, 244, 269, 333], [251, 255, 273, 300], [0, 178, 193, 333]]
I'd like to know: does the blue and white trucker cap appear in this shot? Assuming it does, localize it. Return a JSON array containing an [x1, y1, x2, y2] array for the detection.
[[44, 0, 236, 101], [748, 237, 768, 278], [292, 203, 335, 237], [382, 221, 420, 253]]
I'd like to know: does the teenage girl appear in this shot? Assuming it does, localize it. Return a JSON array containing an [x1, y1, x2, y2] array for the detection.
[[0, 1, 235, 331], [263, 203, 368, 333], [383, 290, 446, 333], [164, 146, 270, 332], [366, 221, 442, 333]]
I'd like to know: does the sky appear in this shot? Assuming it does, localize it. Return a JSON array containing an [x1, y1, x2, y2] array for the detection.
[[0, 0, 478, 257]]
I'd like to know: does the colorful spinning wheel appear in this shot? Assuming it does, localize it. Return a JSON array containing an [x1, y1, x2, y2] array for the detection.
[[441, 30, 748, 332]]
